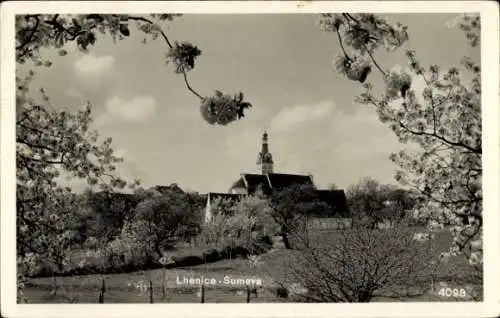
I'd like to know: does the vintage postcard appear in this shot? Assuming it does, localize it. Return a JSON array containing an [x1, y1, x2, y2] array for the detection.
[[1, 1, 499, 317]]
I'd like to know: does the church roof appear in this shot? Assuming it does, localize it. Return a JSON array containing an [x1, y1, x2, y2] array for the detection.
[[230, 173, 316, 195], [266, 173, 313, 189], [230, 177, 246, 190], [243, 173, 272, 194]]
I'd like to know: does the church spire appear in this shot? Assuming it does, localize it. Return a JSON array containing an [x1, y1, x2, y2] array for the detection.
[[256, 130, 273, 174]]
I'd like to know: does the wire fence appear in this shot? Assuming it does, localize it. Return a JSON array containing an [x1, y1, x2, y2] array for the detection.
[[23, 275, 482, 304], [24, 277, 292, 303]]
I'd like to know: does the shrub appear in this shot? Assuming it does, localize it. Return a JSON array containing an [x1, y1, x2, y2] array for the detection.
[[83, 220, 159, 272], [278, 223, 434, 302], [249, 235, 274, 254], [202, 194, 279, 252], [172, 255, 204, 267], [202, 248, 220, 262]]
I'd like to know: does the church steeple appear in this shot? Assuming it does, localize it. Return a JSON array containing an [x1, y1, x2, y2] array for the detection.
[[256, 130, 273, 174]]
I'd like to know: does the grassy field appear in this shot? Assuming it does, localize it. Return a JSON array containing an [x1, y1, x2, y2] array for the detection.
[[22, 228, 483, 303], [23, 249, 291, 303]]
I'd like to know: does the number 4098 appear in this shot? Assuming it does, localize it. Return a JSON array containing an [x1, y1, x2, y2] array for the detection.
[[438, 288, 467, 298]]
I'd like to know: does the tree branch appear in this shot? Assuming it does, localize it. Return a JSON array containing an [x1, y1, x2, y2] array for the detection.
[[127, 16, 174, 48], [128, 15, 207, 101], [367, 51, 387, 77], [16, 138, 57, 153], [343, 13, 360, 24], [397, 121, 481, 154], [456, 214, 482, 252], [336, 29, 352, 61], [365, 95, 481, 154], [182, 71, 204, 100], [16, 15, 40, 58], [18, 153, 64, 165]]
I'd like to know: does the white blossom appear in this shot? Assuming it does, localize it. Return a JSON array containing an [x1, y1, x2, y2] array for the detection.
[[412, 232, 430, 242], [469, 251, 482, 266], [385, 66, 413, 99]]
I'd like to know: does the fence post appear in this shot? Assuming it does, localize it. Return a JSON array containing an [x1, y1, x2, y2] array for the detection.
[[149, 280, 153, 303], [98, 278, 105, 303], [200, 283, 205, 303], [162, 275, 167, 301], [430, 274, 435, 293], [52, 274, 58, 297]]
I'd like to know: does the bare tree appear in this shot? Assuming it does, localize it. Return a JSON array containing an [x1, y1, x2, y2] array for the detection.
[[279, 223, 433, 302]]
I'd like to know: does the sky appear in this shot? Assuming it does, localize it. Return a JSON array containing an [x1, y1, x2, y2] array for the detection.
[[19, 13, 480, 194]]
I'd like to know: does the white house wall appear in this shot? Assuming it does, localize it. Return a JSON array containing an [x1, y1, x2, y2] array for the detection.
[[205, 195, 212, 222], [230, 187, 248, 195]]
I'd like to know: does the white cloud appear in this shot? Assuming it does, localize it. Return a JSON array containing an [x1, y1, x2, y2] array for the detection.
[[74, 54, 115, 80], [224, 99, 408, 190], [270, 100, 335, 133], [96, 95, 158, 125]]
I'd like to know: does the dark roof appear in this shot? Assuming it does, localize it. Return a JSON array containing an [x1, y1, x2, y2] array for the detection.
[[266, 173, 313, 190], [242, 174, 272, 194], [314, 189, 350, 217], [230, 177, 246, 190], [226, 173, 349, 217], [230, 173, 315, 195], [149, 184, 184, 196]]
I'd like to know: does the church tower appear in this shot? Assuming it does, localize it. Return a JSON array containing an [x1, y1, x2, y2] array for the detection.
[[256, 131, 274, 174]]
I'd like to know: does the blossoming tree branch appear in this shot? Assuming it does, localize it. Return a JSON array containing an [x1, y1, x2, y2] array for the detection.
[[16, 14, 253, 126], [317, 13, 482, 265]]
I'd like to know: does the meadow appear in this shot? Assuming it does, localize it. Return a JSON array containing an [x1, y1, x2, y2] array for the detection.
[[22, 228, 483, 303]]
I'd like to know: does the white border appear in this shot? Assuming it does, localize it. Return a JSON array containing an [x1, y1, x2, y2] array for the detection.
[[1, 1, 499, 318]]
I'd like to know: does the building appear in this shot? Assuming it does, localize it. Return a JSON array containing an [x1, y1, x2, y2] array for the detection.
[[205, 131, 351, 229]]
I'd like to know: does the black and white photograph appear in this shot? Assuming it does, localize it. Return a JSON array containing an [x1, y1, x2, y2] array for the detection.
[[1, 1, 499, 317]]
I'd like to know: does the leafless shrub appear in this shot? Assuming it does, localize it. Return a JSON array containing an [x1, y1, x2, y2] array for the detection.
[[279, 223, 433, 302]]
